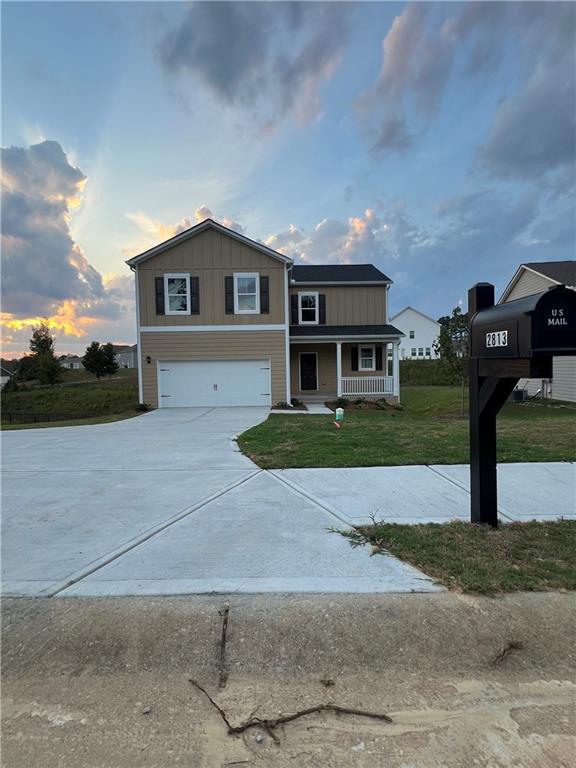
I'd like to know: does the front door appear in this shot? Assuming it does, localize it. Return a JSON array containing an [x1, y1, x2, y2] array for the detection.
[[300, 353, 317, 391]]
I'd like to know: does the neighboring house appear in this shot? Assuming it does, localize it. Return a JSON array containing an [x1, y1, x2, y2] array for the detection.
[[126, 219, 403, 408], [113, 344, 137, 368], [389, 306, 440, 360], [499, 260, 576, 403], [0, 366, 13, 388], [60, 355, 84, 370]]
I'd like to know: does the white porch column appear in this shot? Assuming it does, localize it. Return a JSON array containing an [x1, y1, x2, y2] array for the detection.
[[392, 341, 400, 401], [382, 343, 389, 376], [336, 342, 342, 397]]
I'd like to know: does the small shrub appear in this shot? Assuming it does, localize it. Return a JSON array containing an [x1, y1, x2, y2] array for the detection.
[[291, 397, 303, 407], [335, 397, 350, 408], [136, 403, 150, 412], [274, 401, 289, 409]]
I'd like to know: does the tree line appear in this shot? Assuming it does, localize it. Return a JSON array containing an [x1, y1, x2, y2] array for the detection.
[[7, 321, 119, 387]]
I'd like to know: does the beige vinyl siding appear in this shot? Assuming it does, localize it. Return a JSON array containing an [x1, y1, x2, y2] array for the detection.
[[506, 270, 555, 301], [552, 357, 576, 402], [139, 228, 285, 326], [289, 285, 387, 325], [140, 331, 287, 407]]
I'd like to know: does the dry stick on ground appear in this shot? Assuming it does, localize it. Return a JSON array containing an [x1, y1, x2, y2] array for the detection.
[[189, 678, 393, 744], [218, 603, 230, 689], [492, 640, 523, 665]]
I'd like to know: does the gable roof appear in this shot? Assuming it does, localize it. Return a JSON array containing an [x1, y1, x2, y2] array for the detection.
[[1, 366, 13, 377], [291, 264, 391, 284], [389, 306, 440, 326], [500, 260, 576, 302], [125, 218, 293, 268]]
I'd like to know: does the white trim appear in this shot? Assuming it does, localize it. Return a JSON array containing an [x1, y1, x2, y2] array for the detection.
[[359, 344, 376, 371], [284, 266, 292, 404], [392, 341, 400, 401], [336, 342, 342, 397], [299, 351, 318, 392], [298, 291, 319, 325], [164, 273, 191, 316], [291, 281, 391, 286], [126, 218, 292, 267], [140, 324, 286, 332], [233, 272, 260, 315], [135, 266, 143, 404]]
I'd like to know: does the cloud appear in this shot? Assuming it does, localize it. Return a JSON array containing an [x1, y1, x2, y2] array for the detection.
[[159, 1, 350, 128], [124, 204, 246, 257], [1, 140, 133, 353], [363, 0, 576, 184]]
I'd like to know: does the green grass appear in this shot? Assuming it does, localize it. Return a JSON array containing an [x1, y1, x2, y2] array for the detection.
[[1, 370, 140, 428], [338, 519, 576, 593], [237, 386, 576, 468]]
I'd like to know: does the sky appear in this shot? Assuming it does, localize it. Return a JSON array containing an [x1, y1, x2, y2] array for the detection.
[[1, 1, 575, 357]]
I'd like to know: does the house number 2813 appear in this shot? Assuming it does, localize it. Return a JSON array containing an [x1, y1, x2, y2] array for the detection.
[[486, 330, 508, 348]]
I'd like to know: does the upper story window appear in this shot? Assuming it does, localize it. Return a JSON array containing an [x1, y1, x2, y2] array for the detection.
[[165, 274, 191, 315], [359, 345, 375, 371], [298, 292, 319, 324], [409, 330, 415, 339], [234, 273, 260, 314]]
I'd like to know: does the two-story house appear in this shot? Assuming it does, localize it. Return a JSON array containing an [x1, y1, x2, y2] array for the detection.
[[127, 219, 403, 408], [389, 306, 440, 360]]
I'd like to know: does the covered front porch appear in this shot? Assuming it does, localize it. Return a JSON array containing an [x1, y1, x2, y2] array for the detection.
[[289, 334, 401, 403]]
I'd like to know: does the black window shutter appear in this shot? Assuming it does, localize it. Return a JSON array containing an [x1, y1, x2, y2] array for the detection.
[[190, 276, 200, 315], [155, 277, 165, 315], [351, 346, 359, 371], [319, 294, 326, 325], [260, 276, 269, 314], [225, 276, 234, 314], [375, 346, 383, 371], [291, 294, 298, 325]]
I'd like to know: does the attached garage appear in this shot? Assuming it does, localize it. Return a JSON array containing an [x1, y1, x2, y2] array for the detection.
[[157, 360, 271, 407]]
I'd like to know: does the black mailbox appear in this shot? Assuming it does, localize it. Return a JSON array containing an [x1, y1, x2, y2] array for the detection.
[[468, 281, 576, 528], [470, 286, 576, 360]]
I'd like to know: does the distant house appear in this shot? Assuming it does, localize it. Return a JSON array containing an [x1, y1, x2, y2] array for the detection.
[[389, 307, 440, 360], [61, 355, 84, 370], [113, 344, 137, 368], [0, 366, 13, 388], [500, 260, 576, 403]]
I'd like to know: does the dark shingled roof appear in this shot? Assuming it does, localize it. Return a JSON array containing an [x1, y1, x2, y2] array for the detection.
[[290, 324, 402, 337], [525, 261, 576, 285], [291, 264, 391, 283]]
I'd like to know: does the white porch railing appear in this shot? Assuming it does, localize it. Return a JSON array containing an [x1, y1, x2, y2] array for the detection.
[[340, 376, 394, 396]]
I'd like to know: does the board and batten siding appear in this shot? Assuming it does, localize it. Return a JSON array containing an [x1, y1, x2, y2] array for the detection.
[[140, 331, 287, 407], [289, 285, 387, 325], [139, 228, 285, 326], [502, 267, 575, 403]]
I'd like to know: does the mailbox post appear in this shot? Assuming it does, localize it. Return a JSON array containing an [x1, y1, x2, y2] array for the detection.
[[468, 282, 576, 527]]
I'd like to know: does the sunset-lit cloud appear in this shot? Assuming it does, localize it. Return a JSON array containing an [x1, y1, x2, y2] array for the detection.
[[1, 140, 133, 354]]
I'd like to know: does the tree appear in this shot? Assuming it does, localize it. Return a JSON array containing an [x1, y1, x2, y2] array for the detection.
[[101, 343, 119, 379], [15, 354, 37, 381], [30, 321, 55, 356], [28, 322, 62, 385], [83, 342, 108, 379], [434, 307, 469, 414], [35, 352, 63, 385]]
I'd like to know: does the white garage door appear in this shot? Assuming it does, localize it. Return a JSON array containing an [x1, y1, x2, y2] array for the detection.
[[158, 360, 271, 407]]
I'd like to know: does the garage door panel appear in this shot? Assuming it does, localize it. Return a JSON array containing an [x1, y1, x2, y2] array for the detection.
[[158, 360, 271, 407]]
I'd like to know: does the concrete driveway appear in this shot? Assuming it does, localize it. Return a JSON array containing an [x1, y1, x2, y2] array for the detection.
[[2, 409, 440, 597]]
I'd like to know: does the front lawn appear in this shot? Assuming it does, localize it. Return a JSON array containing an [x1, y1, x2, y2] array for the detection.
[[338, 519, 576, 593], [237, 386, 576, 468]]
